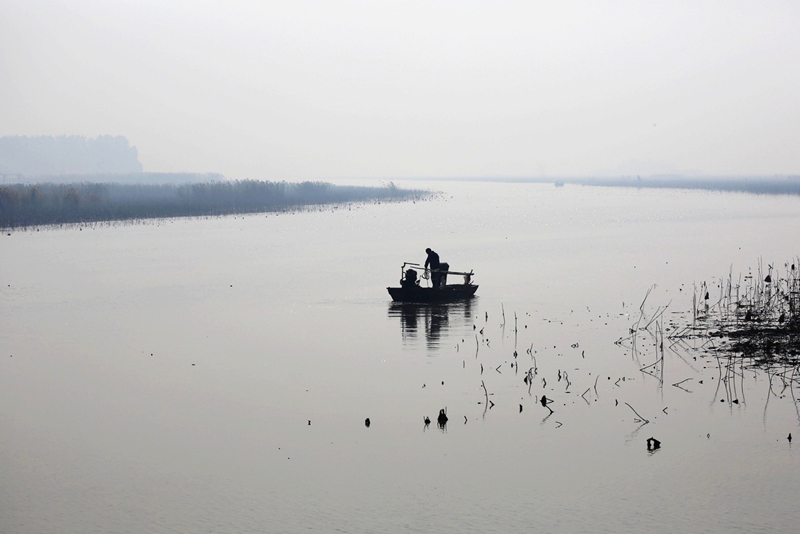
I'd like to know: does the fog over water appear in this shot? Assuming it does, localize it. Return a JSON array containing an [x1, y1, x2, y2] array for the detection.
[[2, 181, 800, 533]]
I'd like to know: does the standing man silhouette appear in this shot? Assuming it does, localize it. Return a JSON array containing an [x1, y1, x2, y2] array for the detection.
[[425, 248, 441, 288]]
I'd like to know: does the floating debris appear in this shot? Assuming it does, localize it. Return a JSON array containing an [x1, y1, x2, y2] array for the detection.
[[437, 409, 448, 429]]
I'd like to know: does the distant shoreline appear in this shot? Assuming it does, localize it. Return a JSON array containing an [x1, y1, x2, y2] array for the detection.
[[395, 175, 800, 195], [0, 180, 428, 230]]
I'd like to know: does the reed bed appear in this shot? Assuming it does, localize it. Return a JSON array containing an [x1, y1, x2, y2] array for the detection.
[[0, 180, 428, 229], [680, 259, 800, 366], [618, 259, 800, 411]]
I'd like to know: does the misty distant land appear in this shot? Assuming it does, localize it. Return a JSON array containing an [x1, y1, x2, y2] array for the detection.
[[420, 174, 800, 196], [0, 135, 428, 229], [2, 134, 798, 193], [2, 134, 800, 229], [0, 135, 221, 185]]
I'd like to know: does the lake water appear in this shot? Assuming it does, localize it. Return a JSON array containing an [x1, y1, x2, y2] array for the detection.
[[2, 181, 800, 533]]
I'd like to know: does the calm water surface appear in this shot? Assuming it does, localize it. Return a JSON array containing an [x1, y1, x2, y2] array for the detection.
[[2, 181, 800, 533]]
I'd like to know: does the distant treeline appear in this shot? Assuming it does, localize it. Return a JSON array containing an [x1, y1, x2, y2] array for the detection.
[[4, 172, 225, 186], [0, 180, 427, 229], [0, 135, 142, 175]]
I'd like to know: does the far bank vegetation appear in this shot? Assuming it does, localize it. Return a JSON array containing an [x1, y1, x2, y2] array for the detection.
[[0, 180, 426, 229]]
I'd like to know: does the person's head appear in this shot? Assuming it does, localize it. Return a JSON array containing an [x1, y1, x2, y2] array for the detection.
[[425, 248, 431, 254]]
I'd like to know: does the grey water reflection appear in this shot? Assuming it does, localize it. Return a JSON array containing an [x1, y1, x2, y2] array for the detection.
[[7, 182, 800, 533], [388, 299, 475, 350]]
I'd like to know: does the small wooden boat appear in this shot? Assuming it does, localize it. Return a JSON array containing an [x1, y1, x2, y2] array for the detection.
[[387, 262, 478, 303]]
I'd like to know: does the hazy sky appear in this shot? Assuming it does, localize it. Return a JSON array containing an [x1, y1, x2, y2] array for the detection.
[[1, 1, 798, 179]]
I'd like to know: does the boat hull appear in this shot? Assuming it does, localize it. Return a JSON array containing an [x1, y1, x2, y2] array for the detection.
[[387, 284, 478, 303]]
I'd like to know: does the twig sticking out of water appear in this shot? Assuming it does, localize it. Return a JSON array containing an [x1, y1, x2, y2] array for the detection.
[[640, 354, 664, 384], [643, 303, 671, 331], [540, 395, 554, 414], [524, 367, 535, 394], [635, 284, 657, 332], [624, 402, 650, 424]]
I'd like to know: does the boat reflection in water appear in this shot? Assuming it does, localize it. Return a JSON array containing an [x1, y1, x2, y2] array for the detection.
[[388, 299, 475, 351]]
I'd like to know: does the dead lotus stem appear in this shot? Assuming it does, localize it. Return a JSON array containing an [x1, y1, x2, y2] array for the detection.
[[672, 378, 692, 388], [624, 402, 650, 424], [643, 302, 671, 331]]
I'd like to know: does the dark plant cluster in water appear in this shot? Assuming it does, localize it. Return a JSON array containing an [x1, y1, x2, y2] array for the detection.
[[614, 260, 800, 432], [677, 259, 800, 368], [0, 180, 427, 229]]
